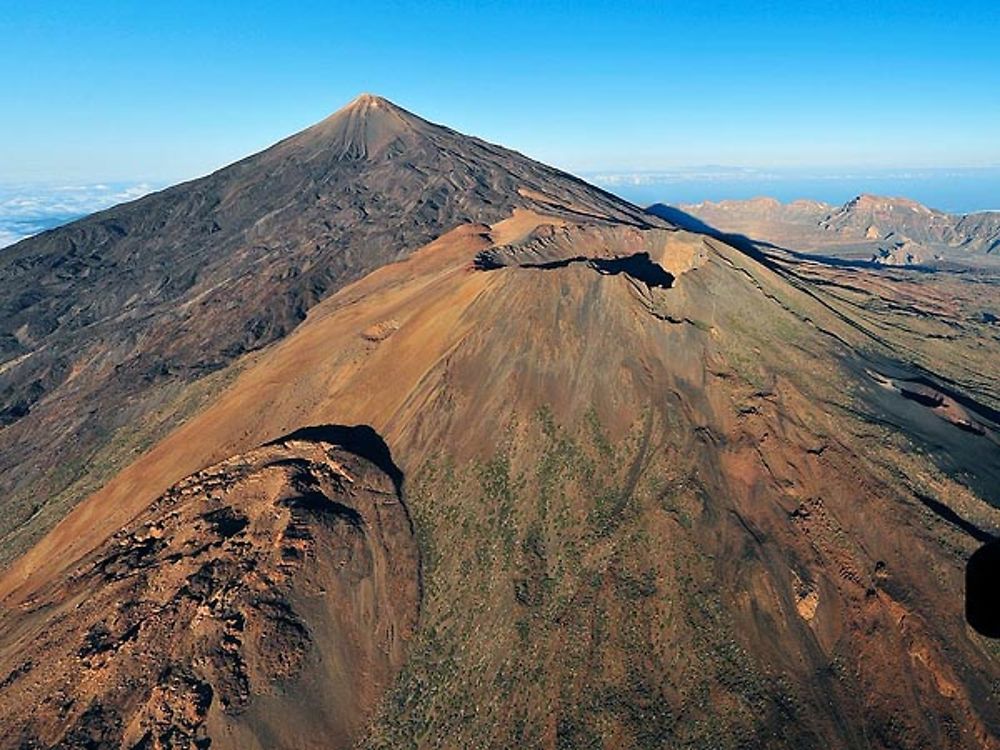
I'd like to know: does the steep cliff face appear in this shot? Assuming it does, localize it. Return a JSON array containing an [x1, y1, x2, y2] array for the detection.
[[0, 426, 419, 750]]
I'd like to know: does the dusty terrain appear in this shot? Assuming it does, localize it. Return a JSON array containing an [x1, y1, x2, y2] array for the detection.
[[0, 97, 999, 749]]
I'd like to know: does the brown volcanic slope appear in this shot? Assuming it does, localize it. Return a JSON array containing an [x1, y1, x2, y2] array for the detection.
[[676, 195, 1000, 267], [1, 141, 999, 750], [0, 94, 654, 565]]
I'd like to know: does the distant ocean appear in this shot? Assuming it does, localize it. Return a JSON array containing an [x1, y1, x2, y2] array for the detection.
[[588, 167, 1000, 214]]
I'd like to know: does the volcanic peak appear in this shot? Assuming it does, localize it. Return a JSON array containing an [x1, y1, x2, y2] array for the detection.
[[309, 92, 425, 159]]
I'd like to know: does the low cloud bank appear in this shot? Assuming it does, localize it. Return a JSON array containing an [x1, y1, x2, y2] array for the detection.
[[0, 182, 158, 248]]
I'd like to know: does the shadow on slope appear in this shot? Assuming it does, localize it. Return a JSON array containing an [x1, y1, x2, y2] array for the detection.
[[475, 250, 675, 289], [266, 423, 405, 495]]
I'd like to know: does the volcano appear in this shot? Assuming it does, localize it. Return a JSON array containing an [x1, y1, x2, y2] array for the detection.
[[0, 96, 999, 749], [0, 94, 650, 564]]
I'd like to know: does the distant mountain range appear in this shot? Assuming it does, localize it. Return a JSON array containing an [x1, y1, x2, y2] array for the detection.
[[675, 194, 1000, 267]]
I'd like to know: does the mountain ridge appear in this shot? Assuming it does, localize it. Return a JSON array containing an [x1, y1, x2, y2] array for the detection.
[[0, 94, 659, 566]]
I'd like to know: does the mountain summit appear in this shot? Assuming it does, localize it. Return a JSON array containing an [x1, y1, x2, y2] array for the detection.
[[304, 93, 425, 159]]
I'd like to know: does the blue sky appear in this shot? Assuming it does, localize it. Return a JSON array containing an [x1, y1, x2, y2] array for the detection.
[[3, 0, 999, 184]]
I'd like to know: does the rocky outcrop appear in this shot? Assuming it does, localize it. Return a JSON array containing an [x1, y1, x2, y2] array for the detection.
[[0, 425, 419, 750]]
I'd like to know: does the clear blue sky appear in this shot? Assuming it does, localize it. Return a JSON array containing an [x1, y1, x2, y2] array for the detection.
[[2, 0, 999, 182]]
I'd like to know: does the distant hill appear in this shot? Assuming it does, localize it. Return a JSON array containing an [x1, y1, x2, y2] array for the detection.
[[0, 94, 651, 563], [675, 194, 1000, 267]]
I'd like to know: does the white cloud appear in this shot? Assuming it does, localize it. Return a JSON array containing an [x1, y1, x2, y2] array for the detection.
[[0, 228, 25, 248], [0, 182, 160, 249]]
